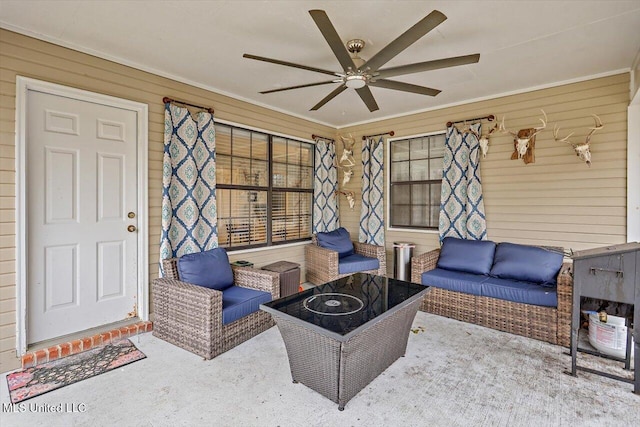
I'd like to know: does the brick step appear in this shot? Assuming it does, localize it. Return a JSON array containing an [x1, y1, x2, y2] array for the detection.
[[21, 321, 153, 369]]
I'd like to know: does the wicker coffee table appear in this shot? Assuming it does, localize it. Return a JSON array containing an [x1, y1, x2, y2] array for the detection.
[[260, 273, 429, 410]]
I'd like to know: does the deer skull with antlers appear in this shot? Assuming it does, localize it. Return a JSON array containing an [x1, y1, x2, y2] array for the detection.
[[339, 134, 356, 185], [467, 122, 498, 159], [499, 109, 547, 164], [553, 114, 603, 167], [336, 190, 356, 209], [340, 168, 354, 187]]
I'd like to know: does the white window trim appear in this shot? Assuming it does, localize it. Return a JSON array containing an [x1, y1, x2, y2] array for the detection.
[[385, 130, 445, 234]]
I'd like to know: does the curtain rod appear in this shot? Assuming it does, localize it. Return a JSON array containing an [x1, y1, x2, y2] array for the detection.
[[362, 130, 394, 140], [312, 134, 335, 143], [446, 114, 494, 128], [163, 97, 214, 114]]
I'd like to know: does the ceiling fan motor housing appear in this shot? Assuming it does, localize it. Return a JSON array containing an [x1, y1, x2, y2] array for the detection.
[[346, 39, 365, 54]]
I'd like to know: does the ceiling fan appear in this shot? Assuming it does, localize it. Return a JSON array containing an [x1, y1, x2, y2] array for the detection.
[[243, 9, 480, 112]]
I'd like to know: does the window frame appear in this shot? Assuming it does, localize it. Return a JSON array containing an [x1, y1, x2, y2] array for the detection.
[[214, 120, 314, 251], [386, 131, 446, 233]]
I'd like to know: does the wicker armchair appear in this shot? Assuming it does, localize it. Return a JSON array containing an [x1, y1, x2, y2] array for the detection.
[[305, 235, 387, 285], [152, 257, 279, 359]]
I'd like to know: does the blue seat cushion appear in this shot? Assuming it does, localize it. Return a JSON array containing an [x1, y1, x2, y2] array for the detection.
[[421, 268, 557, 307], [222, 286, 272, 325], [481, 276, 557, 307], [490, 243, 563, 287], [436, 237, 496, 275], [338, 253, 379, 274], [177, 248, 234, 291], [317, 227, 354, 259], [421, 268, 486, 296]]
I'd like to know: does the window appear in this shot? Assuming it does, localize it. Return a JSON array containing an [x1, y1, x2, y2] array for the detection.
[[389, 133, 445, 229], [215, 123, 314, 249]]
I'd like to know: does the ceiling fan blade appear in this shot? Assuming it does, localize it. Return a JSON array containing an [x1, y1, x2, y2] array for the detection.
[[260, 80, 338, 94], [243, 54, 339, 77], [309, 10, 356, 72], [363, 10, 447, 72], [369, 79, 441, 96], [356, 86, 379, 112], [376, 54, 480, 79], [311, 84, 347, 111]]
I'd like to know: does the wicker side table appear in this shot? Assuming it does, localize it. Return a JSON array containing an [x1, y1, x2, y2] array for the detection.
[[262, 261, 300, 297]]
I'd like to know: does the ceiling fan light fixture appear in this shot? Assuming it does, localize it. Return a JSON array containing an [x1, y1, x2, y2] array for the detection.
[[345, 75, 367, 89]]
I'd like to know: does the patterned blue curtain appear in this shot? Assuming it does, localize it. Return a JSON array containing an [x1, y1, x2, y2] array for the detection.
[[312, 139, 339, 233], [359, 137, 385, 245], [160, 103, 218, 267], [439, 123, 487, 241]]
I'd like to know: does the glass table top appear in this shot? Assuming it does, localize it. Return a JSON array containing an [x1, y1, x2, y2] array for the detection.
[[261, 273, 429, 336]]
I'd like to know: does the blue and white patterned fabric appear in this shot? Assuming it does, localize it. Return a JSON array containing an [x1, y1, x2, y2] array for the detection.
[[439, 123, 487, 242], [312, 139, 339, 233], [359, 137, 385, 245], [160, 103, 218, 270]]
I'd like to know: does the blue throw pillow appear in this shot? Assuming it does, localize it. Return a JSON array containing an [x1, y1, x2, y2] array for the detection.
[[436, 237, 496, 275], [177, 248, 234, 290], [489, 243, 564, 287], [316, 227, 354, 259]]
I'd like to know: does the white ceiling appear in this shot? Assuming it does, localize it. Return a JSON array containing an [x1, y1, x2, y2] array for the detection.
[[1, 1, 639, 128]]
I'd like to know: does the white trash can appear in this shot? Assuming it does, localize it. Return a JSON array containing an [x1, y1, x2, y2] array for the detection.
[[393, 242, 415, 281]]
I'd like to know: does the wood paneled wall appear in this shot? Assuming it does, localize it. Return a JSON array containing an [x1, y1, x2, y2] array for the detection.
[[0, 29, 335, 371], [338, 73, 629, 275]]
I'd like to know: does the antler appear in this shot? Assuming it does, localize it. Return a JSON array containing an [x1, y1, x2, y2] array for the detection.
[[498, 116, 517, 137], [529, 109, 547, 139], [469, 122, 498, 139], [499, 109, 547, 137], [553, 124, 575, 146], [340, 134, 356, 150], [585, 114, 604, 144], [553, 114, 603, 146]]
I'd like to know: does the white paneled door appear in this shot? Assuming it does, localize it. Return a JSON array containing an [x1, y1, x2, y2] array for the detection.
[[26, 90, 139, 344]]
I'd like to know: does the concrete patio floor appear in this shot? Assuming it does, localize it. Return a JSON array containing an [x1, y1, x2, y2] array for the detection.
[[1, 311, 636, 427]]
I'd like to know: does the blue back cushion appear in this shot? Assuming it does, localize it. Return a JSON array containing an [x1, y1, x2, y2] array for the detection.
[[436, 237, 496, 275], [316, 227, 354, 259], [177, 248, 234, 291], [489, 243, 563, 286]]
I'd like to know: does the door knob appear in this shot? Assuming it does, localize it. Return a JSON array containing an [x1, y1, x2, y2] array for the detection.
[[127, 225, 137, 232]]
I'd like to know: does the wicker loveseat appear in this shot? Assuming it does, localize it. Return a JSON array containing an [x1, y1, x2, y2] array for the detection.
[[153, 251, 279, 359], [305, 227, 386, 285], [411, 238, 573, 346]]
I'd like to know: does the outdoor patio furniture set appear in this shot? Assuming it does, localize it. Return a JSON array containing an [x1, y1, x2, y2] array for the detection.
[[152, 229, 572, 408]]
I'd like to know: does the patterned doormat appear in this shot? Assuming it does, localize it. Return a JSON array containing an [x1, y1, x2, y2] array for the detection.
[[7, 338, 146, 403]]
